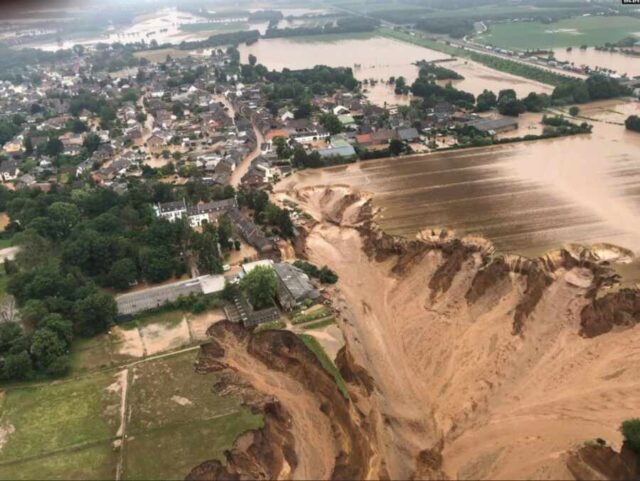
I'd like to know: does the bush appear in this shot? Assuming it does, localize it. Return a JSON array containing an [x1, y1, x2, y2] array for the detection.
[[569, 106, 580, 116], [621, 419, 640, 453]]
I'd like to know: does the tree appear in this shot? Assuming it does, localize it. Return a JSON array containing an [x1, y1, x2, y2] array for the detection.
[[248, 54, 257, 66], [38, 313, 73, 346], [108, 258, 137, 290], [318, 265, 338, 284], [389, 138, 404, 156], [621, 419, 640, 453], [0, 321, 22, 352], [319, 113, 342, 135], [394, 76, 408, 95], [139, 247, 174, 283], [498, 97, 526, 117], [569, 106, 580, 116], [83, 133, 101, 154], [294, 102, 312, 119], [30, 328, 67, 370], [239, 266, 277, 310], [72, 292, 117, 336], [45, 137, 63, 157], [46, 202, 81, 240], [3, 350, 32, 380], [70, 118, 88, 134], [523, 92, 548, 112], [625, 115, 640, 133]]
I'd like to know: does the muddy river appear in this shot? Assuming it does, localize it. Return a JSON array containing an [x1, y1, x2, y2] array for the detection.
[[280, 99, 640, 258], [239, 36, 553, 106]]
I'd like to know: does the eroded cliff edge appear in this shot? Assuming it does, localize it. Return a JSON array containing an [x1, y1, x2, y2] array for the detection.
[[188, 186, 640, 480]]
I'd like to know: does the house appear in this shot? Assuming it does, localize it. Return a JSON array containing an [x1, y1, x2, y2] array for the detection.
[[154, 199, 188, 222], [186, 198, 237, 227], [464, 117, 518, 135], [0, 159, 20, 182], [228, 207, 277, 256], [2, 139, 24, 156], [316, 144, 356, 159], [223, 293, 280, 328], [147, 133, 165, 151], [397, 127, 420, 142], [273, 262, 320, 311]]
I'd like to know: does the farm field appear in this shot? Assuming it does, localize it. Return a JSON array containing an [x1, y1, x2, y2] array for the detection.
[[0, 350, 261, 480], [477, 16, 640, 49]]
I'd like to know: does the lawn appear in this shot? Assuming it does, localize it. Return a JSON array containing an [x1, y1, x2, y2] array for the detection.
[[291, 306, 332, 325], [0, 443, 117, 480], [0, 350, 261, 480], [0, 371, 122, 477], [477, 16, 640, 50], [122, 351, 262, 480]]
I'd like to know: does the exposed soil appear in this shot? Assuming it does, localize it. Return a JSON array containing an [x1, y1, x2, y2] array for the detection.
[[188, 186, 640, 480]]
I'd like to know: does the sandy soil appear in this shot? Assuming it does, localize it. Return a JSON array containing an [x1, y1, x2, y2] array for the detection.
[[0, 213, 10, 232], [113, 327, 145, 358], [140, 318, 192, 356], [213, 328, 339, 479], [284, 186, 640, 480], [187, 310, 226, 342]]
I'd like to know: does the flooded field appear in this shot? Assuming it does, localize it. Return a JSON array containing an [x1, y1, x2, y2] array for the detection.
[[280, 99, 640, 258], [553, 47, 640, 78], [240, 36, 552, 106]]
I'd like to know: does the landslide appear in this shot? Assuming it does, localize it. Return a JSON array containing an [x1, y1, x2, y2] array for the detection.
[[281, 185, 640, 480], [186, 321, 379, 480]]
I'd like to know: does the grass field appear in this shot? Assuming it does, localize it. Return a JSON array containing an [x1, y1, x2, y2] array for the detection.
[[477, 16, 640, 50], [0, 371, 122, 479], [0, 350, 262, 480]]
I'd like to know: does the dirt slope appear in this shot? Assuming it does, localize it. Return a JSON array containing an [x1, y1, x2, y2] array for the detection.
[[189, 186, 640, 480]]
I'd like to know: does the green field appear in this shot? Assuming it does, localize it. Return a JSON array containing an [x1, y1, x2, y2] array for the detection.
[[0, 351, 261, 480], [477, 16, 640, 50], [299, 334, 348, 399], [0, 372, 121, 480]]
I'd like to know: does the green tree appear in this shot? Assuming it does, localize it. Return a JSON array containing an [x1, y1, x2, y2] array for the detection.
[[319, 113, 342, 135], [389, 138, 404, 156], [46, 202, 81, 240], [621, 419, 640, 453], [569, 106, 580, 116], [45, 137, 63, 157], [30, 328, 67, 370], [523, 92, 549, 112], [625, 115, 640, 133], [3, 350, 33, 380], [139, 247, 174, 283], [83, 133, 101, 154], [248, 54, 257, 66], [38, 313, 73, 346], [239, 266, 277, 310], [108, 258, 138, 290], [73, 292, 117, 336]]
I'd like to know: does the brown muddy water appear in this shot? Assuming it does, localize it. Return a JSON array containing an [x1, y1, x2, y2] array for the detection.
[[239, 36, 552, 106], [553, 47, 640, 78], [280, 99, 640, 258]]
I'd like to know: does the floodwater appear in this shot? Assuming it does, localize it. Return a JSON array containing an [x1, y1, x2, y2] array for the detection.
[[240, 36, 554, 106], [553, 47, 640, 78], [280, 99, 640, 258]]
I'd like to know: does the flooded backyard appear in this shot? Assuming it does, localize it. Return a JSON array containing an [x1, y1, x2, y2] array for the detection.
[[240, 35, 553, 106], [279, 99, 640, 258]]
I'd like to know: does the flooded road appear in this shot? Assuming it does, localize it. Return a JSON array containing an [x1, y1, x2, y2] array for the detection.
[[239, 36, 553, 106], [280, 99, 640, 257]]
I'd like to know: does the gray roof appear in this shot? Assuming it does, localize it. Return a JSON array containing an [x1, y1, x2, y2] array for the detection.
[[465, 117, 518, 132], [115, 275, 224, 316], [397, 127, 420, 141], [274, 263, 319, 303], [317, 145, 356, 159]]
